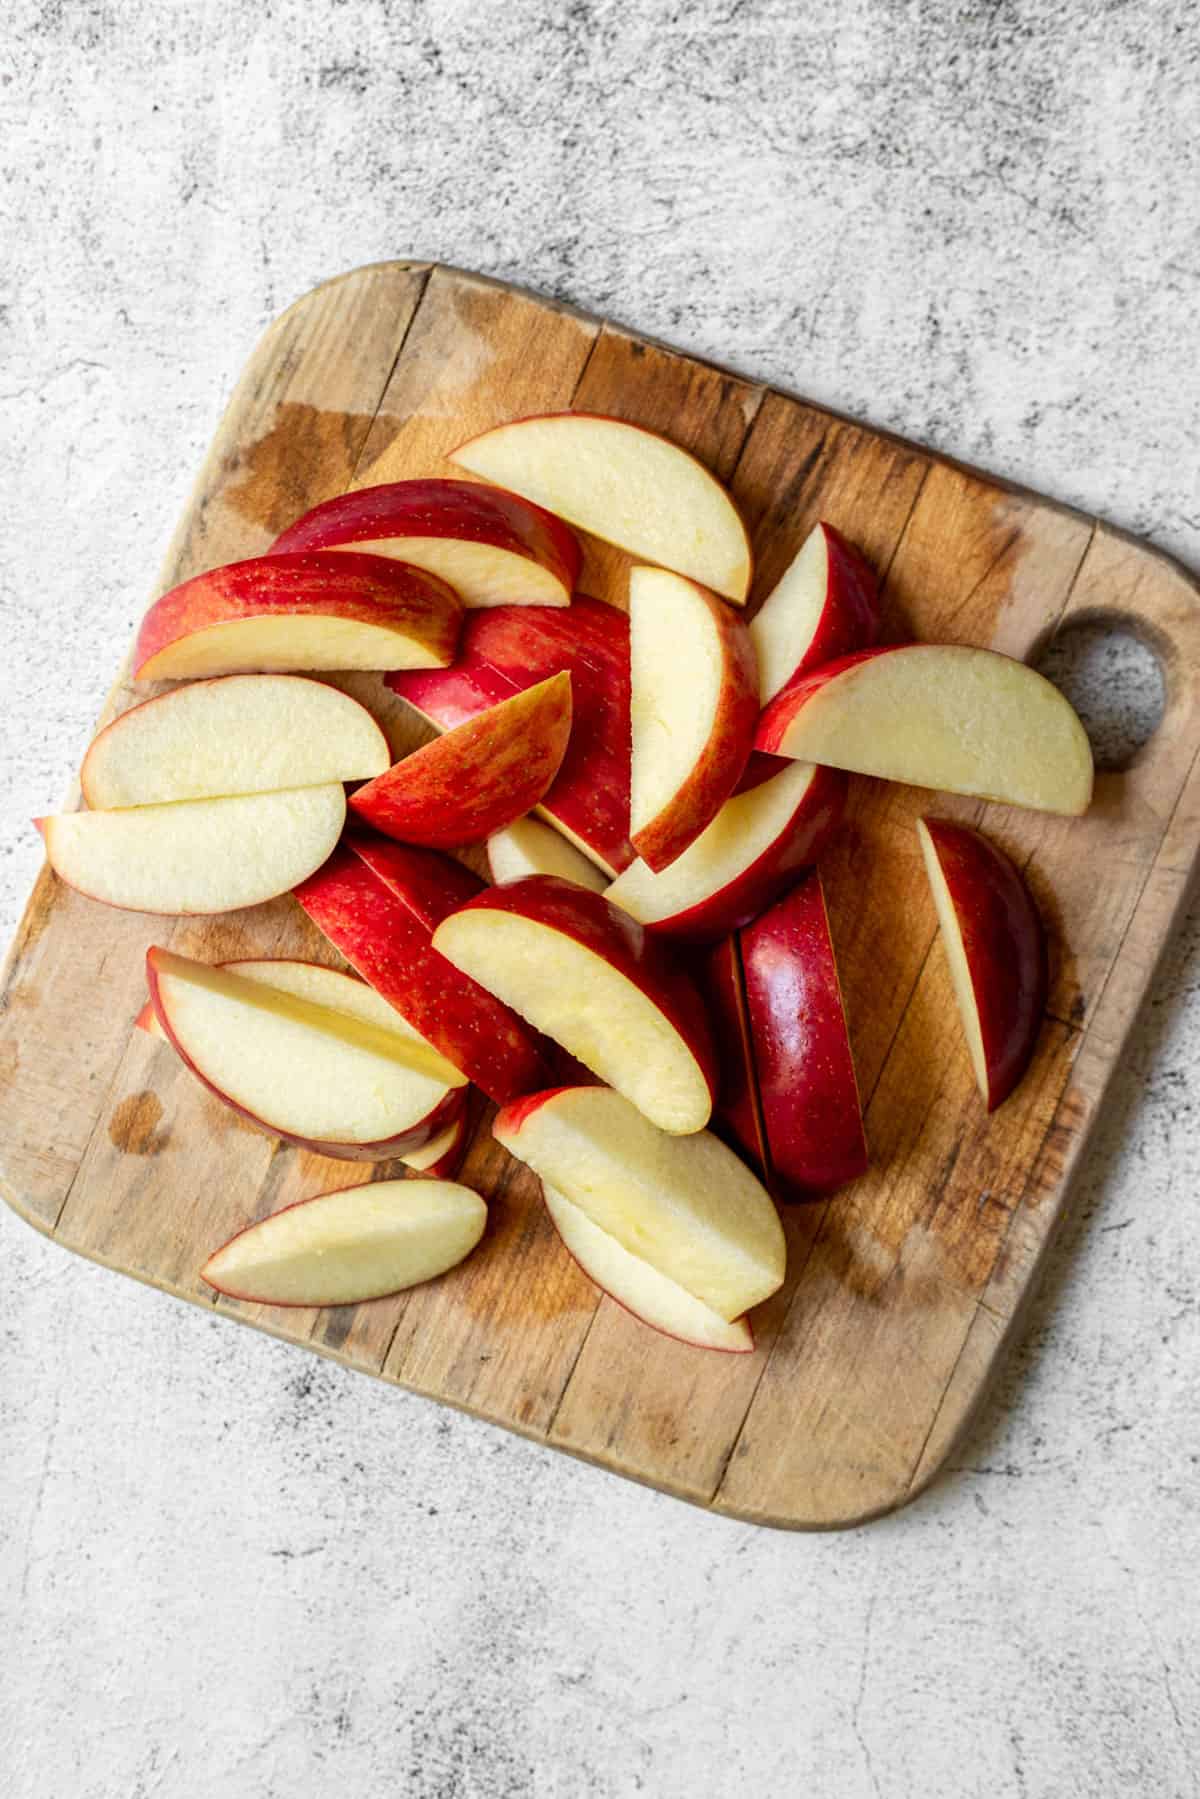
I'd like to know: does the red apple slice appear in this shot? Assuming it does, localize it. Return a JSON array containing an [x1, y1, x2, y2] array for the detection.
[[81, 675, 389, 810], [629, 568, 758, 872], [452, 414, 752, 603], [349, 672, 572, 848], [542, 1184, 754, 1353], [493, 1085, 784, 1319], [269, 478, 579, 608], [432, 875, 717, 1135], [132, 551, 463, 680], [607, 755, 846, 942], [202, 1178, 487, 1307], [39, 784, 345, 916], [344, 831, 485, 929], [699, 934, 771, 1183], [398, 1099, 471, 1178], [487, 817, 609, 892], [740, 873, 868, 1199], [917, 817, 1048, 1110], [755, 644, 1094, 815], [750, 522, 879, 702]]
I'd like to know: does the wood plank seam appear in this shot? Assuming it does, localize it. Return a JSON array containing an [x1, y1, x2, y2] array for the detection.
[[344, 265, 433, 486]]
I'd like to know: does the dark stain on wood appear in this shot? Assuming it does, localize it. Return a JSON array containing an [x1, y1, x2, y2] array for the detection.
[[108, 1090, 169, 1157]]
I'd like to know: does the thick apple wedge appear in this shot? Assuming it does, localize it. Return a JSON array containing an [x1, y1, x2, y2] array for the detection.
[[607, 755, 846, 942], [81, 675, 388, 810], [132, 551, 462, 680], [349, 672, 572, 849], [270, 478, 580, 608], [494, 1086, 784, 1319], [750, 522, 879, 703], [756, 644, 1094, 815], [487, 817, 609, 892], [433, 876, 717, 1134], [39, 783, 345, 916], [629, 568, 758, 871], [917, 817, 1048, 1110], [740, 873, 868, 1199], [699, 934, 771, 1183], [202, 1179, 487, 1307], [542, 1186, 754, 1353], [452, 414, 753, 603]]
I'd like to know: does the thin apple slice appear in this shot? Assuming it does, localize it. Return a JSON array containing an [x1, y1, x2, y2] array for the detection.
[[452, 414, 752, 603], [542, 1184, 753, 1353], [494, 1086, 784, 1320], [433, 876, 717, 1135], [399, 1099, 471, 1178], [917, 817, 1048, 1110], [81, 675, 389, 810], [39, 784, 345, 916], [202, 1178, 487, 1307], [487, 817, 609, 892], [750, 522, 879, 703], [270, 478, 579, 608], [349, 672, 572, 849], [756, 644, 1094, 815], [629, 568, 758, 871], [132, 551, 463, 680], [699, 934, 772, 1183]]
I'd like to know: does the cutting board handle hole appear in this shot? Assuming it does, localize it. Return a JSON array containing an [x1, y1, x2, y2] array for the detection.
[[1034, 617, 1166, 771]]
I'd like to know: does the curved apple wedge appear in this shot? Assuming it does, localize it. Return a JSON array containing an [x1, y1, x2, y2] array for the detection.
[[432, 876, 717, 1135], [494, 1086, 784, 1320], [917, 817, 1048, 1111], [756, 644, 1094, 816], [398, 1100, 472, 1178], [542, 1185, 754, 1353], [487, 817, 609, 892], [201, 1179, 487, 1308], [750, 522, 879, 703]]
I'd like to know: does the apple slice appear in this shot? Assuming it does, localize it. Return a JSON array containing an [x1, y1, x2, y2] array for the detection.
[[487, 817, 609, 892], [607, 755, 846, 942], [81, 675, 389, 810], [434, 876, 717, 1134], [755, 644, 1094, 816], [542, 1185, 753, 1353], [269, 478, 580, 608], [452, 414, 752, 603], [740, 873, 868, 1199], [349, 672, 572, 849], [202, 1178, 487, 1307], [39, 783, 345, 916], [399, 1099, 471, 1178], [699, 934, 771, 1183], [629, 568, 758, 871], [917, 817, 1048, 1110], [132, 551, 462, 680], [494, 1086, 784, 1319], [750, 522, 879, 703]]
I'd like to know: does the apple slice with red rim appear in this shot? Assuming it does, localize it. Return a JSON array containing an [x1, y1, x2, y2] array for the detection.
[[917, 817, 1048, 1111], [750, 522, 879, 703], [698, 934, 772, 1184], [488, 817, 609, 892]]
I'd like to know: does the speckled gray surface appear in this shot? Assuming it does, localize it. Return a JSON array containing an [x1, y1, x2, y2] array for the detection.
[[3, 4, 1199, 1795]]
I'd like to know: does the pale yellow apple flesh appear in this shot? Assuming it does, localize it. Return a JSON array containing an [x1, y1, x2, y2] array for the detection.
[[487, 817, 610, 892], [629, 568, 724, 842], [400, 1114, 465, 1173], [916, 820, 989, 1098], [749, 524, 828, 702], [325, 536, 566, 607], [202, 1179, 487, 1306], [136, 613, 453, 679]]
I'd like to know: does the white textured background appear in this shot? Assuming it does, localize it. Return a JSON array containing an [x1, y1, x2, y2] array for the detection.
[[3, 4, 1199, 1794]]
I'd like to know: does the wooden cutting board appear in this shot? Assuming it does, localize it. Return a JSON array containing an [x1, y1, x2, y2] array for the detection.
[[4, 260, 1199, 1531]]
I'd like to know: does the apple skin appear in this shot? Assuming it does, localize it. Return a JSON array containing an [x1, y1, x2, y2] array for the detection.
[[920, 817, 1048, 1110], [752, 523, 879, 702], [755, 647, 894, 758], [349, 672, 572, 849], [739, 873, 868, 1200], [344, 831, 485, 930], [699, 934, 771, 1182]]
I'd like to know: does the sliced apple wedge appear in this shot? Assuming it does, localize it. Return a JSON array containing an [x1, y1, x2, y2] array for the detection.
[[270, 478, 580, 607], [349, 673, 572, 849], [917, 817, 1048, 1110], [399, 1099, 471, 1178], [750, 522, 879, 703], [202, 1178, 487, 1307], [699, 934, 771, 1183], [487, 817, 609, 892], [81, 675, 389, 810], [132, 551, 463, 680], [39, 783, 345, 916], [755, 644, 1094, 815], [542, 1185, 754, 1353], [452, 414, 752, 603], [494, 1086, 784, 1319], [629, 568, 758, 871], [433, 876, 717, 1135]]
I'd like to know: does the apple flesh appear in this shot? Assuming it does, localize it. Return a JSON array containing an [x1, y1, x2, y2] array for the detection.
[[917, 817, 1048, 1110], [452, 413, 752, 603], [433, 876, 718, 1135], [398, 1098, 471, 1178], [269, 478, 580, 608], [698, 934, 771, 1183], [349, 672, 572, 849], [493, 1085, 785, 1319], [750, 522, 879, 703], [132, 551, 463, 680], [202, 1178, 487, 1307], [629, 568, 758, 871], [755, 644, 1094, 816], [487, 817, 609, 892]]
